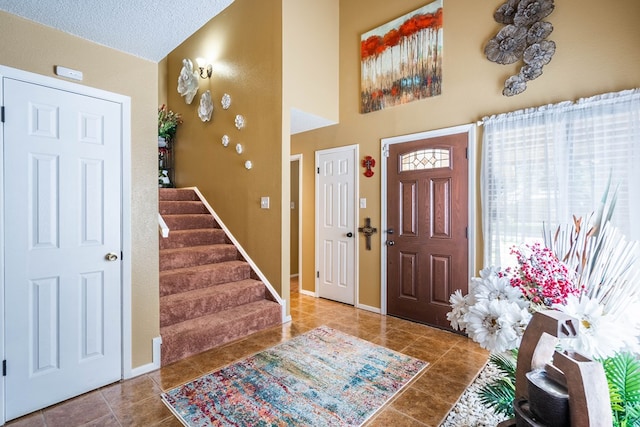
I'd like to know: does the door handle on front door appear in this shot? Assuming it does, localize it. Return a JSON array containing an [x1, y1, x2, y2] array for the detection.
[[105, 252, 119, 261], [387, 240, 395, 246], [346, 232, 354, 238]]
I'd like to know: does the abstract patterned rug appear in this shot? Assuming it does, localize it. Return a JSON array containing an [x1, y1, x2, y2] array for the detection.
[[161, 325, 428, 426]]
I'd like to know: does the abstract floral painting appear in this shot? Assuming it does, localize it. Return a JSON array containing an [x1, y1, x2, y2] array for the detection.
[[360, 1, 443, 114]]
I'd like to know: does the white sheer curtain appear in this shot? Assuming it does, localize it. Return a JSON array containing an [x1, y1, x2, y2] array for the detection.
[[481, 89, 640, 268]]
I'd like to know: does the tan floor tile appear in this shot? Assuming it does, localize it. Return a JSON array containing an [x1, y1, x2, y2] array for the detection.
[[110, 395, 173, 427], [410, 369, 471, 405], [42, 391, 112, 427], [101, 374, 162, 407], [148, 359, 203, 390], [5, 411, 46, 427], [401, 334, 465, 364], [366, 407, 429, 426], [82, 413, 121, 426], [426, 351, 487, 386], [391, 386, 454, 426]]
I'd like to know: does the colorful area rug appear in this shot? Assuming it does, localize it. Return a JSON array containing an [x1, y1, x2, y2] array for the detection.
[[161, 325, 428, 426]]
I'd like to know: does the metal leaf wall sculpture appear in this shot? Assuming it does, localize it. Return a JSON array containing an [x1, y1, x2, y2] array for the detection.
[[485, 0, 556, 96]]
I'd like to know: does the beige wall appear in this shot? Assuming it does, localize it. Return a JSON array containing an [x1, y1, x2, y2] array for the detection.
[[283, 0, 339, 123], [165, 0, 284, 295], [291, 0, 640, 308], [0, 12, 160, 367]]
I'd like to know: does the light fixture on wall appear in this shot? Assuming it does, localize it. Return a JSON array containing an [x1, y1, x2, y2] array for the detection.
[[196, 57, 212, 79]]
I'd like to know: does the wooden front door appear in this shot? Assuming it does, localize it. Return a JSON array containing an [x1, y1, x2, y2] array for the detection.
[[386, 132, 468, 328]]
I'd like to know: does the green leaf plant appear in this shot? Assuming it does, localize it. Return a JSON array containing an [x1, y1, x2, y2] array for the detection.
[[478, 350, 517, 417], [604, 353, 640, 427]]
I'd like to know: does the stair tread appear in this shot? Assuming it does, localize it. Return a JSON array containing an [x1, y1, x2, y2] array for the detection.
[[159, 188, 199, 201]]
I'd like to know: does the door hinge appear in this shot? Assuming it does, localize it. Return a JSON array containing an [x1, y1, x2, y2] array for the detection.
[[1, 106, 5, 123], [465, 147, 468, 159], [465, 227, 468, 238], [2, 360, 6, 376], [316, 271, 319, 278], [121, 251, 124, 261], [317, 167, 320, 174]]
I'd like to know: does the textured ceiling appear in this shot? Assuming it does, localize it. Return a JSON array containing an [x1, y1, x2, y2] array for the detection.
[[0, 0, 235, 62]]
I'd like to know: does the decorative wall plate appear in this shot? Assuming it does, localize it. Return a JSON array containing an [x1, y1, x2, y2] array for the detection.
[[198, 90, 213, 122], [177, 58, 199, 104], [221, 93, 231, 110], [235, 143, 243, 154], [235, 114, 245, 130], [221, 135, 230, 147]]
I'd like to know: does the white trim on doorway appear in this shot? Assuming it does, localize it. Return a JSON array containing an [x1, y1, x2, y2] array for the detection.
[[379, 124, 477, 315], [0, 65, 133, 422], [290, 154, 303, 294]]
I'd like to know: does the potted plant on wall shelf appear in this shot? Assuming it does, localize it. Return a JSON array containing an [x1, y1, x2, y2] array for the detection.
[[158, 105, 182, 188], [158, 104, 182, 148]]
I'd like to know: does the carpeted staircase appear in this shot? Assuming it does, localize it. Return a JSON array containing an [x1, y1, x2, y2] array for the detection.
[[159, 188, 282, 366]]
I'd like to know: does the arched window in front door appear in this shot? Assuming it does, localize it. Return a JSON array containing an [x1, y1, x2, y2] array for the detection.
[[400, 148, 450, 171]]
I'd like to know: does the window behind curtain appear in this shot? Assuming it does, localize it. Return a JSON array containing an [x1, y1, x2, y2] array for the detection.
[[481, 89, 640, 268]]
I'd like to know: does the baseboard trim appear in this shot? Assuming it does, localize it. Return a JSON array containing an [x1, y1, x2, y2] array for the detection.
[[299, 289, 316, 297], [126, 336, 162, 379], [356, 303, 381, 314]]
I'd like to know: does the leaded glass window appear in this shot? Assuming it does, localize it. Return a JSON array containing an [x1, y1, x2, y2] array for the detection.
[[400, 148, 450, 171]]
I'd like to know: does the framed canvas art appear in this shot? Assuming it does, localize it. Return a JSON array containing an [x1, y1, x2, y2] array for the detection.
[[360, 1, 443, 113]]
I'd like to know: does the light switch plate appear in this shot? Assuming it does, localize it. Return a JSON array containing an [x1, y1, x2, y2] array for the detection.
[[261, 197, 270, 209], [360, 198, 367, 209]]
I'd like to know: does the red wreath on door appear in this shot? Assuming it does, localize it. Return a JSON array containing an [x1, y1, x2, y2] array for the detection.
[[362, 156, 375, 177]]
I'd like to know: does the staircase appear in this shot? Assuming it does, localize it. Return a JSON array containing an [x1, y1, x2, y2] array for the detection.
[[159, 188, 283, 366]]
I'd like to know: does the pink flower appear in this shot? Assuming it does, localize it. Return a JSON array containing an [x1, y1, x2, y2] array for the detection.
[[500, 243, 580, 307]]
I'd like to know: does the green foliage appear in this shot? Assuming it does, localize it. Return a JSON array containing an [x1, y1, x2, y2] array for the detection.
[[477, 350, 517, 417], [158, 104, 182, 139], [604, 353, 640, 427]]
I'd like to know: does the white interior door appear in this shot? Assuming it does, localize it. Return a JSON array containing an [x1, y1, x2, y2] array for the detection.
[[3, 77, 123, 420], [316, 145, 357, 305]]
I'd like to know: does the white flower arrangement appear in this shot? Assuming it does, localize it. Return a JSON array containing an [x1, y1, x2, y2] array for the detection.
[[449, 183, 640, 361]]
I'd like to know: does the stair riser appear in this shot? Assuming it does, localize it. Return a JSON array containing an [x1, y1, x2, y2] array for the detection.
[[160, 263, 251, 297], [160, 229, 227, 250], [160, 201, 209, 215], [160, 302, 282, 366], [160, 246, 239, 271], [163, 215, 217, 230], [160, 283, 266, 327]]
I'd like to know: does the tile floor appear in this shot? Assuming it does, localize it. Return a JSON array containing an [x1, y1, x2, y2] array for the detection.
[[6, 282, 488, 427]]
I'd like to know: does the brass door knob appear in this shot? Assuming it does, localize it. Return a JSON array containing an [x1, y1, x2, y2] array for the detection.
[[105, 252, 118, 261]]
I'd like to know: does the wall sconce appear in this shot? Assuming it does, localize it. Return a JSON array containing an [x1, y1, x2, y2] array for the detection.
[[196, 58, 212, 79]]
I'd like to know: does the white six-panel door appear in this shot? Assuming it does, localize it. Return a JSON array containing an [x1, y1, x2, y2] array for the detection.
[[315, 145, 357, 305], [3, 77, 122, 420]]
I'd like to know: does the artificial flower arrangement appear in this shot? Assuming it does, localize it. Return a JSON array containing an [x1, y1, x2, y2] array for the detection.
[[158, 104, 182, 140], [448, 183, 640, 425]]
